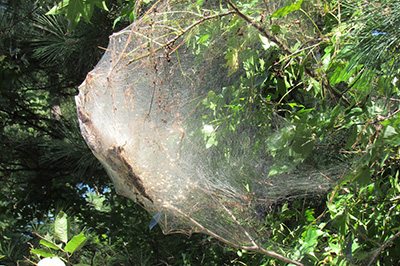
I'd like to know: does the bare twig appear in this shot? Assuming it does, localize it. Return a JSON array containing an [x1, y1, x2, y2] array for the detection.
[[390, 195, 400, 202], [169, 205, 304, 266], [223, 0, 292, 55], [367, 231, 400, 266], [223, 0, 350, 105], [126, 10, 235, 65], [376, 108, 400, 123]]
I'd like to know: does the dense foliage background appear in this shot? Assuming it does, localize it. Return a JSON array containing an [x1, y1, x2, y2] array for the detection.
[[0, 0, 399, 265]]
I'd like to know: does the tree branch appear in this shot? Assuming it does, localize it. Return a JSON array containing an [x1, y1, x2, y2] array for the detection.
[[367, 231, 400, 266], [169, 205, 304, 266], [223, 0, 350, 105], [223, 0, 292, 55], [126, 10, 235, 66]]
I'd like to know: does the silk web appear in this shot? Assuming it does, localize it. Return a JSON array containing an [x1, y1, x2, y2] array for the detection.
[[75, 1, 348, 263]]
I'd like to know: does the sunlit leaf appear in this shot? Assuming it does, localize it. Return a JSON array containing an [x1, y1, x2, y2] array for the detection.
[[206, 135, 218, 149], [198, 34, 210, 44], [40, 239, 60, 250], [55, 211, 70, 244], [81, 3, 94, 23], [303, 226, 323, 249], [271, 0, 303, 18], [46, 0, 69, 15], [66, 0, 84, 28], [96, 1, 109, 11], [225, 47, 239, 76], [65, 232, 87, 254], [30, 248, 54, 258], [113, 17, 123, 29]]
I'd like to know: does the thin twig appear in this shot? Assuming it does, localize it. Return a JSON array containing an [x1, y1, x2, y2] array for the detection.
[[390, 195, 400, 202], [24, 256, 38, 266], [223, 0, 292, 55], [127, 10, 235, 65], [223, 0, 350, 105], [376, 108, 400, 123], [169, 205, 304, 266], [367, 231, 400, 266], [109, 0, 162, 74]]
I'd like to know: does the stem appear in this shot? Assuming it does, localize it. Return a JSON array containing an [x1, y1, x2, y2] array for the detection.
[[223, 0, 292, 55], [299, 8, 323, 36], [367, 231, 400, 266], [126, 10, 235, 65], [169, 205, 304, 266], [223, 0, 350, 105]]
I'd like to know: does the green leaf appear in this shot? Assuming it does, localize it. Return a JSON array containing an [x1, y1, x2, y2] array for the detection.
[[46, 0, 69, 15], [323, 2, 330, 13], [271, 24, 281, 34], [345, 126, 358, 149], [299, 225, 324, 259], [65, 232, 87, 254], [277, 77, 286, 95], [304, 226, 323, 248], [326, 105, 343, 129], [81, 3, 95, 23], [205, 135, 217, 149], [322, 50, 331, 71], [354, 166, 370, 186], [347, 107, 363, 116], [225, 47, 239, 76], [332, 211, 348, 235], [40, 239, 61, 250], [292, 131, 314, 157], [268, 168, 278, 176], [308, 77, 322, 97], [55, 211, 70, 244], [345, 235, 353, 259], [30, 248, 54, 257], [113, 17, 123, 29], [305, 209, 315, 222], [46, 0, 98, 29], [198, 34, 210, 44], [95, 1, 109, 11], [237, 249, 243, 257], [66, 0, 85, 29], [271, 0, 303, 18]]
